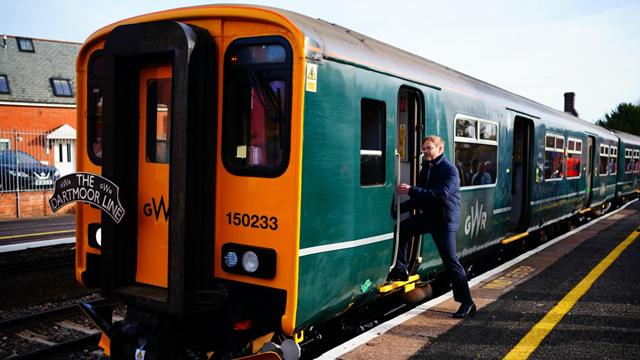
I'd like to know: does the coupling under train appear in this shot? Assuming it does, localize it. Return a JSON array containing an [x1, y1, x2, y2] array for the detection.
[[56, 4, 640, 359]]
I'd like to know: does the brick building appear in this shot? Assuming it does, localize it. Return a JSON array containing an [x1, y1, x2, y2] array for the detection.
[[0, 35, 81, 218]]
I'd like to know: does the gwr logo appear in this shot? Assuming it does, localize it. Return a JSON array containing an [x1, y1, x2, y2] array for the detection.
[[143, 196, 169, 222], [464, 200, 487, 237]]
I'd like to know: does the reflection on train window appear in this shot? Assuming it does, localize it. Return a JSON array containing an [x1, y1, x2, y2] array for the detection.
[[566, 138, 582, 179], [87, 51, 103, 163], [222, 36, 292, 177], [454, 116, 498, 187], [360, 99, 386, 186], [609, 146, 617, 175], [599, 145, 609, 176], [544, 134, 564, 180], [146, 79, 171, 164], [455, 119, 476, 139]]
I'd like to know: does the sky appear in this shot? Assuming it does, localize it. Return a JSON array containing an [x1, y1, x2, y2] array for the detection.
[[3, 0, 639, 123]]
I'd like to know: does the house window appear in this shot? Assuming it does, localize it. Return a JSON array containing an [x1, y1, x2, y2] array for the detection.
[[0, 139, 9, 150], [544, 134, 564, 180], [566, 138, 582, 179], [50, 78, 73, 97], [0, 75, 9, 94], [599, 145, 609, 176], [360, 98, 386, 186], [17, 38, 35, 52], [454, 116, 498, 187]]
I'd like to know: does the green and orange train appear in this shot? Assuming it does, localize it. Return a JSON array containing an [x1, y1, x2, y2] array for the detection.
[[62, 4, 640, 359]]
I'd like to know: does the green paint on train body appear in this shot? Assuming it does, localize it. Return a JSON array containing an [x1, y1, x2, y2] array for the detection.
[[293, 57, 637, 332]]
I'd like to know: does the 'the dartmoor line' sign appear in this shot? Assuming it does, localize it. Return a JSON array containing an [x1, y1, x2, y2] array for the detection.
[[49, 172, 126, 223]]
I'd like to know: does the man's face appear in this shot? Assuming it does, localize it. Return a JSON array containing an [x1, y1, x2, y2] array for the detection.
[[423, 140, 443, 161]]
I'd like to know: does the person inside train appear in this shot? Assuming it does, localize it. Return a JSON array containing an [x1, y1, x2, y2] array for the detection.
[[471, 161, 491, 185], [484, 161, 495, 184], [389, 135, 476, 318], [609, 158, 617, 174]]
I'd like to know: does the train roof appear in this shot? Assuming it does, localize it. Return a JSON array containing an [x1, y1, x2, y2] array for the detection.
[[612, 130, 640, 146], [85, 4, 616, 141], [248, 5, 616, 140]]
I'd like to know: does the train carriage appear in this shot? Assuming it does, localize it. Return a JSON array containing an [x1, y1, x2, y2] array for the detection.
[[612, 130, 640, 200], [62, 4, 639, 359]]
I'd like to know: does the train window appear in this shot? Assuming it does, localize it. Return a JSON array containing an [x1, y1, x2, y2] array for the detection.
[[360, 99, 386, 186], [146, 79, 172, 163], [544, 134, 564, 180], [566, 138, 582, 179], [222, 36, 292, 178], [454, 116, 498, 187], [625, 149, 634, 173], [87, 51, 103, 164], [609, 146, 617, 175], [456, 119, 476, 139], [479, 122, 497, 141], [634, 150, 640, 173], [599, 145, 608, 176]]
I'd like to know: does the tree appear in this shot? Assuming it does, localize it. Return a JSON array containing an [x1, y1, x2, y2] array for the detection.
[[596, 102, 640, 136]]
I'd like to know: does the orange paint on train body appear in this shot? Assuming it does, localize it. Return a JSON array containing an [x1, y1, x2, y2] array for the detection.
[[74, 6, 306, 338]]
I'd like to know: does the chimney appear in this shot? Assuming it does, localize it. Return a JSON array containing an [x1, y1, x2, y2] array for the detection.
[[564, 92, 579, 117]]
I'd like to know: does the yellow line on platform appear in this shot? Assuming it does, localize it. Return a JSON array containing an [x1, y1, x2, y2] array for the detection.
[[0, 229, 75, 240], [503, 228, 639, 360]]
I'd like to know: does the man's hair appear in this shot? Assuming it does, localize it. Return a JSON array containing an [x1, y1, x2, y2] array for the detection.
[[423, 135, 445, 148]]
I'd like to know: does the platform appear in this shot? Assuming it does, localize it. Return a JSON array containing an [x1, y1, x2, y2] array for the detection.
[[320, 201, 640, 360]]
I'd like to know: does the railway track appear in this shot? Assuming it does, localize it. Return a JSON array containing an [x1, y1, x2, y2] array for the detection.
[[0, 296, 122, 360]]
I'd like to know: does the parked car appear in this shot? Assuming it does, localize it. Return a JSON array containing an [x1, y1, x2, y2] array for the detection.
[[0, 150, 60, 191]]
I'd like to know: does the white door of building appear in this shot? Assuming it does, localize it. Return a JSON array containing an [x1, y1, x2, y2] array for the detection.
[[54, 139, 76, 177]]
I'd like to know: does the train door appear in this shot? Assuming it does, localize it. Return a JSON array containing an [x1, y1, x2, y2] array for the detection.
[[136, 64, 172, 288], [584, 135, 596, 208], [99, 20, 217, 314], [391, 87, 423, 273], [509, 116, 533, 232]]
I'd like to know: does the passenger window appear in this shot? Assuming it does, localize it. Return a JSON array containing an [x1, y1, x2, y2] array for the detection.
[[566, 138, 582, 179], [87, 51, 103, 163], [609, 146, 617, 175], [599, 145, 608, 176], [360, 98, 386, 186], [634, 150, 640, 173], [454, 116, 498, 187], [625, 149, 633, 173], [544, 134, 564, 180]]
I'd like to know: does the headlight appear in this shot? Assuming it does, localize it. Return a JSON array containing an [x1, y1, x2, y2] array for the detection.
[[221, 243, 276, 279], [8, 170, 29, 178], [241, 251, 259, 273]]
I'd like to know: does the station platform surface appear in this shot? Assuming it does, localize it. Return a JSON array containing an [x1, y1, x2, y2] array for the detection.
[[322, 201, 640, 360]]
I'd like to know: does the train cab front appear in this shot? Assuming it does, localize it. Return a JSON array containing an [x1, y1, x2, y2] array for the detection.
[[73, 9, 304, 360]]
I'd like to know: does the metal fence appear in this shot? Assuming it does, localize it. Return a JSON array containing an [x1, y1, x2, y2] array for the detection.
[[0, 127, 76, 194]]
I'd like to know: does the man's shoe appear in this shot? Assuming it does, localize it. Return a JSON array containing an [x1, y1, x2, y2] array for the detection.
[[387, 268, 409, 282], [453, 302, 476, 318]]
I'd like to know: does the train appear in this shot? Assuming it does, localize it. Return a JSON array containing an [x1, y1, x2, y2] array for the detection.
[[57, 4, 640, 360]]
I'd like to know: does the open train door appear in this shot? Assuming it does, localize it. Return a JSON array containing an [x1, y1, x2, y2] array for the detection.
[[100, 20, 217, 316], [509, 116, 533, 232], [584, 135, 596, 208], [390, 87, 424, 274]]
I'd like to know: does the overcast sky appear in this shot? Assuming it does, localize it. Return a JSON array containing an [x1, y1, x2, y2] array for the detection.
[[3, 0, 639, 122]]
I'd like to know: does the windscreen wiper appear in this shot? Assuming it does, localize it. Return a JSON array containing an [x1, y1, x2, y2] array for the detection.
[[248, 69, 281, 122]]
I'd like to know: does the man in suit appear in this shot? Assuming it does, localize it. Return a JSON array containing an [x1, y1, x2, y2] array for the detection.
[[389, 135, 475, 318]]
